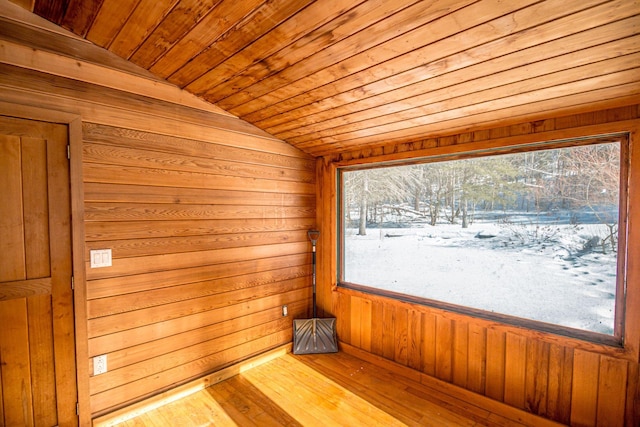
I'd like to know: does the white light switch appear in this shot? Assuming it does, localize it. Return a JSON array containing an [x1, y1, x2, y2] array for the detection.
[[90, 249, 112, 268]]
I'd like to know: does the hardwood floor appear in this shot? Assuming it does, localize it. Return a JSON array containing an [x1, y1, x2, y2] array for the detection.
[[112, 350, 565, 426]]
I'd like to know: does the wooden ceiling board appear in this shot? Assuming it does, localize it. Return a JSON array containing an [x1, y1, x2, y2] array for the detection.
[[85, 0, 139, 48], [128, 0, 225, 69], [303, 84, 640, 155], [59, 0, 103, 37], [215, 0, 426, 99], [108, 0, 179, 59], [276, 38, 640, 147], [279, 44, 640, 143], [183, 0, 370, 97], [32, 0, 67, 24], [20, 0, 640, 157], [292, 64, 640, 148], [225, 0, 606, 118], [247, 0, 623, 129], [214, 0, 488, 111], [152, 0, 305, 81], [257, 17, 640, 136]]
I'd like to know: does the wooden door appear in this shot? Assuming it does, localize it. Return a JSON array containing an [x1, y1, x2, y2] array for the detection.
[[0, 116, 77, 426]]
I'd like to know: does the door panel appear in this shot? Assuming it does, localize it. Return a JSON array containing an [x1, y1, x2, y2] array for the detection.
[[0, 134, 26, 282], [0, 116, 77, 426]]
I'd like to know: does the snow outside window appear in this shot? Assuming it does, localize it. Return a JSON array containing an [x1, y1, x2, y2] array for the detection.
[[339, 138, 626, 340]]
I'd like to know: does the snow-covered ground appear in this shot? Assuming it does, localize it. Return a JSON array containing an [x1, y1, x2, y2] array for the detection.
[[344, 220, 618, 335]]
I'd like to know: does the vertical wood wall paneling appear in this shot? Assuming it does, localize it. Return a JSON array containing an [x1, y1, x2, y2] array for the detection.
[[407, 308, 422, 371], [319, 107, 640, 426], [360, 297, 372, 353], [421, 312, 437, 377], [571, 350, 601, 426], [467, 323, 486, 394], [0, 362, 3, 426], [627, 363, 640, 427], [336, 291, 351, 345], [546, 344, 573, 425], [382, 303, 395, 361], [504, 333, 527, 409], [452, 320, 469, 389], [315, 157, 335, 321], [47, 118, 78, 427], [596, 356, 627, 427], [370, 299, 384, 356], [350, 295, 363, 349], [394, 305, 408, 366], [435, 316, 453, 383], [525, 340, 550, 415], [485, 328, 506, 402]]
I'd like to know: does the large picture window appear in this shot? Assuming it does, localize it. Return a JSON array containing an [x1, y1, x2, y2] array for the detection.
[[339, 136, 628, 342]]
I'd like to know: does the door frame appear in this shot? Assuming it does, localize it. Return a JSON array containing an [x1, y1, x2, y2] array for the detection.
[[0, 101, 91, 425]]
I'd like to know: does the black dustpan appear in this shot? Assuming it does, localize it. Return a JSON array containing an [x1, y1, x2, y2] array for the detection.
[[293, 230, 338, 354]]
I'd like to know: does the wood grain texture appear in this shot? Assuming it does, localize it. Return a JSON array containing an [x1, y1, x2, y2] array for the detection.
[[27, 294, 57, 426], [504, 333, 527, 410], [546, 344, 573, 425], [596, 356, 627, 427], [0, 278, 51, 300], [1, 5, 316, 419], [128, 350, 557, 427], [3, 1, 640, 424], [0, 134, 26, 282], [78, 107, 314, 415], [0, 299, 34, 426], [0, 114, 77, 426], [21, 136, 50, 279], [18, 0, 639, 157], [127, 0, 225, 70], [571, 350, 601, 426], [485, 328, 506, 402], [435, 315, 453, 382], [318, 108, 640, 426]]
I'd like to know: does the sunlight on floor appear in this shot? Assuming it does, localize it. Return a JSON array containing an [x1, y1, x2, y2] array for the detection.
[[106, 350, 561, 427], [240, 354, 407, 426], [112, 354, 406, 426]]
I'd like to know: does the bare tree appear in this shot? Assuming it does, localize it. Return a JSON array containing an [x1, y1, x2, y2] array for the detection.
[[556, 143, 620, 252]]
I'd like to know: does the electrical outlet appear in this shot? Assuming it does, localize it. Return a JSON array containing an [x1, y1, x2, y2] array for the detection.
[[282, 305, 288, 317], [94, 354, 107, 375]]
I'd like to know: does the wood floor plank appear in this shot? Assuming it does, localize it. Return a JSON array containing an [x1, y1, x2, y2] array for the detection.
[[296, 352, 477, 427], [206, 379, 268, 426], [180, 389, 238, 426], [246, 355, 407, 427], [111, 350, 566, 427], [209, 375, 302, 427]]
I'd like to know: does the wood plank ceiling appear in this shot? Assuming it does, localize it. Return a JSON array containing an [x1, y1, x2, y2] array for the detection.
[[20, 0, 640, 157]]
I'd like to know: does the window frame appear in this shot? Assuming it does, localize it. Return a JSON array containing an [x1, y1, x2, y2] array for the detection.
[[337, 134, 630, 347]]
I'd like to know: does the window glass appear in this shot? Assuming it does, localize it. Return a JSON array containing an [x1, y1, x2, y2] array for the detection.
[[340, 140, 624, 336]]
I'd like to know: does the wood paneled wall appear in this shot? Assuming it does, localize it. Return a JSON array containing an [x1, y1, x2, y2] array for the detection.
[[317, 105, 640, 427], [0, 1, 315, 421], [82, 122, 315, 416]]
